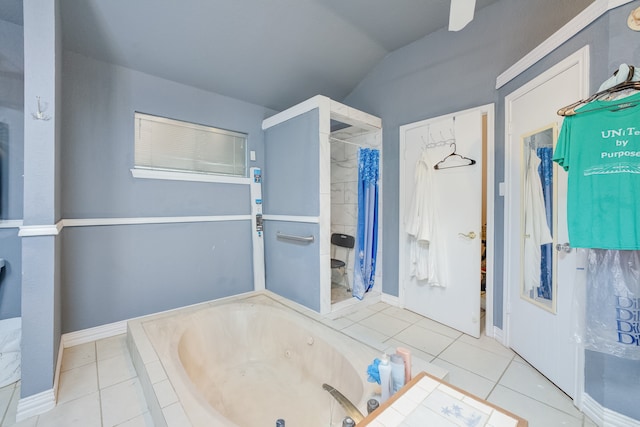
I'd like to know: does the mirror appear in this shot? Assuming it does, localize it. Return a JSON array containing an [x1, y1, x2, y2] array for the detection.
[[521, 125, 557, 313]]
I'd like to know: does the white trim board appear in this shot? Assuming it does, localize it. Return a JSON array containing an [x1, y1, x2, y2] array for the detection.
[[62, 320, 128, 348], [262, 95, 328, 130], [15, 337, 63, 421], [16, 389, 55, 422], [62, 215, 251, 228], [0, 220, 23, 229], [492, 327, 505, 345], [582, 393, 640, 427], [130, 168, 252, 185], [496, 0, 633, 89], [261, 95, 382, 130], [14, 216, 252, 237], [381, 293, 399, 307], [18, 222, 63, 237], [59, 291, 257, 348]]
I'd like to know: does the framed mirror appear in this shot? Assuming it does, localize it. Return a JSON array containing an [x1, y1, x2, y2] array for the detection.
[[520, 124, 558, 313]]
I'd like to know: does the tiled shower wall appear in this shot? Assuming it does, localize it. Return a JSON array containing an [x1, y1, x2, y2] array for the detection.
[[330, 131, 383, 290]]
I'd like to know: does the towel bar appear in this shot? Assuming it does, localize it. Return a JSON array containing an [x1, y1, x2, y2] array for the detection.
[[276, 232, 315, 243]]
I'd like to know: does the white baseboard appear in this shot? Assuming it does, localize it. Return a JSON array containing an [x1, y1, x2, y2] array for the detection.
[[582, 393, 640, 427], [16, 337, 64, 421], [53, 337, 64, 399], [62, 320, 128, 348], [16, 389, 55, 422], [492, 327, 505, 345], [17, 322, 127, 421], [381, 293, 399, 306]]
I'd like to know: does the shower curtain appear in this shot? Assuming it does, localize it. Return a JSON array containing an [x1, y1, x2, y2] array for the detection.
[[353, 148, 379, 300], [537, 147, 553, 300]]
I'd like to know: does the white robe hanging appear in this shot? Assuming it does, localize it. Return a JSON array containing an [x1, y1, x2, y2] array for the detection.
[[405, 151, 445, 286], [523, 151, 553, 296]]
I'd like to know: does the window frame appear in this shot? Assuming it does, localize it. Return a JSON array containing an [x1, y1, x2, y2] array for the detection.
[[131, 112, 250, 185]]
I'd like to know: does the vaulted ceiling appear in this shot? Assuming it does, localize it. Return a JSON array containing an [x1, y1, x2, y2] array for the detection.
[[2, 1, 502, 111]]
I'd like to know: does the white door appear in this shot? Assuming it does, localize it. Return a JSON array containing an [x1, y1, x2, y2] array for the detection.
[[399, 108, 486, 338], [504, 47, 589, 398]]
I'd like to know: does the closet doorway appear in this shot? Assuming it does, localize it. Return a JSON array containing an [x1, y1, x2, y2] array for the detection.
[[398, 104, 495, 339]]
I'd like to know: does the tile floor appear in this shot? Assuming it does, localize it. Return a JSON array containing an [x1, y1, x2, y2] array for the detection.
[[0, 300, 597, 426]]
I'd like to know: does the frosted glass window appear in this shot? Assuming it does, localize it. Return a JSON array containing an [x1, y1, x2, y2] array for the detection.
[[134, 112, 247, 177]]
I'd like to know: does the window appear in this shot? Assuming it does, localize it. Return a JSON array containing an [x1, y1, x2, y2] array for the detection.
[[133, 112, 248, 181]]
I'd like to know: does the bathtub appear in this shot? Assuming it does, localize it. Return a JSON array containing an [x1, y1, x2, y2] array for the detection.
[[128, 292, 380, 426]]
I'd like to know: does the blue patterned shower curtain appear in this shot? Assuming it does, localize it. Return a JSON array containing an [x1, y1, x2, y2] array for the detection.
[[537, 147, 553, 300], [353, 148, 380, 300]]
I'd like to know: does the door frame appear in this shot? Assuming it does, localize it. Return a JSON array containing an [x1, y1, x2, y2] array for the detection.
[[398, 103, 496, 337], [503, 45, 589, 405]]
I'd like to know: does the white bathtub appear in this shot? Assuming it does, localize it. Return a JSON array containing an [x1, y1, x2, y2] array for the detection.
[[128, 293, 380, 426]]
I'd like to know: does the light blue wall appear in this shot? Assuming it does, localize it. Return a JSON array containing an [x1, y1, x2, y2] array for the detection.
[[346, 0, 639, 420], [587, 4, 640, 420], [495, 9, 609, 330], [62, 51, 271, 218], [61, 222, 254, 332], [263, 109, 321, 311], [60, 51, 276, 332], [263, 109, 320, 217], [0, 18, 24, 320], [21, 0, 63, 398], [498, 2, 640, 420], [264, 221, 321, 312], [585, 350, 640, 421], [343, 0, 595, 329]]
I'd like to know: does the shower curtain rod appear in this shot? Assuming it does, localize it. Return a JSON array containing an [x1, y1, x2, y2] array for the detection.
[[329, 136, 374, 148]]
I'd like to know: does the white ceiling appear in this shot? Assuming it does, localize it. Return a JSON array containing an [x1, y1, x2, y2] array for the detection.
[[4, 0, 500, 111]]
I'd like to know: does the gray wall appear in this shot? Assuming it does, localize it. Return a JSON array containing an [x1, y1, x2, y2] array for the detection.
[[60, 51, 276, 333], [346, 0, 640, 420], [585, 350, 640, 421], [590, 4, 640, 421], [21, 0, 63, 398], [263, 109, 320, 217], [264, 221, 321, 312], [343, 0, 595, 328], [61, 222, 254, 332], [263, 109, 321, 311], [0, 17, 24, 320], [62, 51, 270, 219], [498, 3, 640, 420]]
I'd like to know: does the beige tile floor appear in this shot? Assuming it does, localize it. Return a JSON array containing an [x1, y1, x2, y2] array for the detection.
[[0, 300, 597, 426]]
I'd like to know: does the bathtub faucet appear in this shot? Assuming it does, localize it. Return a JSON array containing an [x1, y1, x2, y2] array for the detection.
[[321, 383, 364, 423]]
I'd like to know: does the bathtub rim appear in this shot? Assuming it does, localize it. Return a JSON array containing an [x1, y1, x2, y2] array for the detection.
[[127, 290, 386, 426]]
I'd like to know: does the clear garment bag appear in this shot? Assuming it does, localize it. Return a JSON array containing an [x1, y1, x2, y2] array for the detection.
[[575, 249, 640, 360]]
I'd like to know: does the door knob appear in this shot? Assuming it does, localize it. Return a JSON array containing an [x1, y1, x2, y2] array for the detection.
[[458, 231, 476, 239], [555, 242, 571, 253]]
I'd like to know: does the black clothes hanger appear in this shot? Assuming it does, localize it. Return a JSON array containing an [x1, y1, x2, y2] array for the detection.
[[557, 65, 640, 116], [434, 142, 476, 170]]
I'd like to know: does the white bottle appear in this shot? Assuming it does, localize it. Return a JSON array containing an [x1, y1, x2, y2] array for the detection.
[[390, 354, 405, 394], [378, 354, 392, 403]]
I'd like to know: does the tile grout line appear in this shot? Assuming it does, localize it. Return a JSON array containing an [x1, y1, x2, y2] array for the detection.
[[1, 385, 18, 427], [488, 356, 585, 422], [484, 355, 516, 401], [95, 341, 105, 427]]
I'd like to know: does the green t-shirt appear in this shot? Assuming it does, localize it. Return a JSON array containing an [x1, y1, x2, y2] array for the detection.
[[553, 91, 640, 249]]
